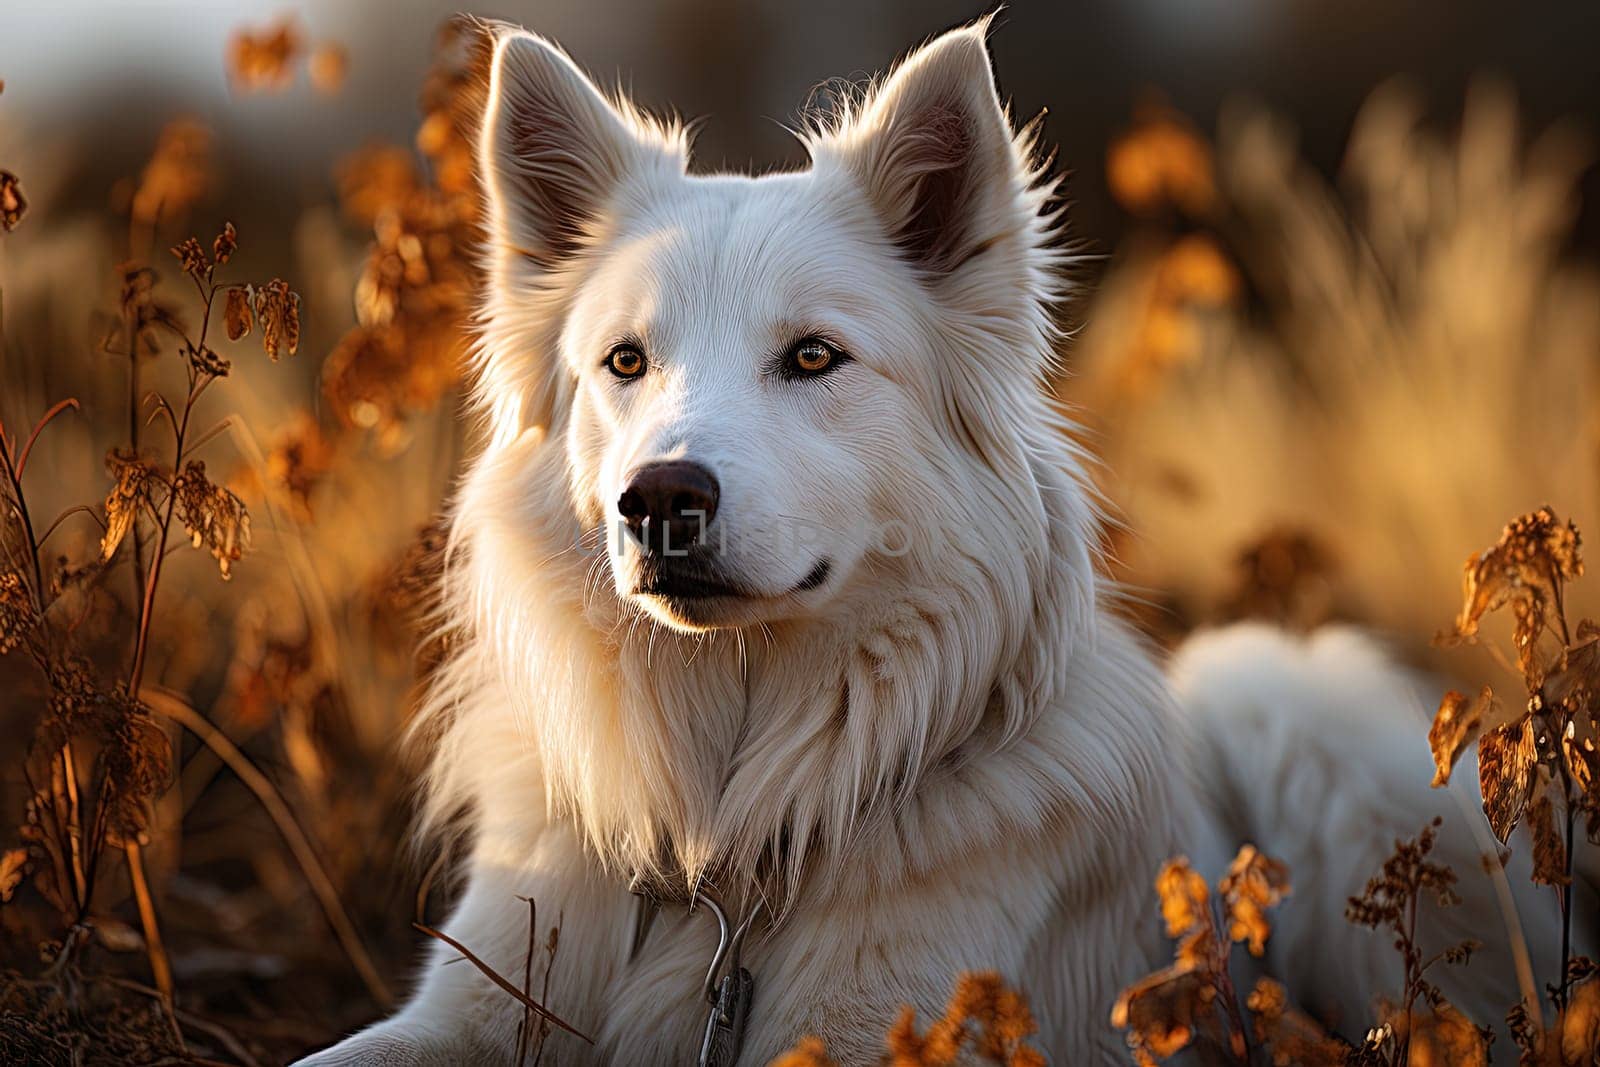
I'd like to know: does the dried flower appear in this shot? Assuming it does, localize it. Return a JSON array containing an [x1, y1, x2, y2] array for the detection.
[[1442, 505, 1583, 677], [1428, 686, 1507, 787], [227, 17, 303, 92], [1114, 847, 1307, 1064], [100, 449, 159, 562], [1155, 233, 1239, 305], [173, 461, 251, 579], [253, 278, 301, 360], [1105, 234, 1242, 399], [1528, 791, 1571, 887], [188, 343, 230, 380], [1247, 978, 1348, 1066], [170, 236, 208, 277], [1547, 621, 1600, 843], [1562, 976, 1600, 1064], [1107, 102, 1216, 217], [1402, 1002, 1492, 1066], [1505, 971, 1600, 1066], [1345, 818, 1461, 929], [335, 145, 420, 226], [1478, 716, 1540, 843], [130, 118, 211, 225], [415, 17, 492, 199], [0, 571, 34, 654], [1222, 525, 1337, 630], [111, 260, 185, 361], [93, 689, 174, 839], [1155, 856, 1211, 943], [1219, 844, 1291, 957], [880, 972, 1045, 1067], [309, 43, 349, 95], [259, 412, 335, 523], [769, 1037, 836, 1067], [212, 220, 238, 265], [1431, 509, 1595, 852], [0, 169, 26, 231], [223, 285, 253, 341]]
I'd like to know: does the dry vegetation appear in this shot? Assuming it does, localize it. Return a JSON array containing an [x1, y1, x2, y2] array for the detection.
[[1, 16, 1597, 1067]]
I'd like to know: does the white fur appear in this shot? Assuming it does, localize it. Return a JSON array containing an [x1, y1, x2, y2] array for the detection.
[[296, 21, 1581, 1066]]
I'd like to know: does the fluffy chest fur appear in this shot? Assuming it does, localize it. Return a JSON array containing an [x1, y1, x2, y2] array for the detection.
[[408, 609, 1180, 1066]]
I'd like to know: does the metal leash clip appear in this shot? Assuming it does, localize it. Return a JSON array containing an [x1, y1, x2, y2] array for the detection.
[[691, 886, 761, 1067]]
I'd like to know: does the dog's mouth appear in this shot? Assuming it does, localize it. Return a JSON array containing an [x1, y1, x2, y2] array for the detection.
[[632, 556, 832, 601], [636, 561, 748, 600]]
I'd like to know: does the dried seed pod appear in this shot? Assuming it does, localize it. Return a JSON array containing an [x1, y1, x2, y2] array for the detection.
[[224, 285, 253, 341]]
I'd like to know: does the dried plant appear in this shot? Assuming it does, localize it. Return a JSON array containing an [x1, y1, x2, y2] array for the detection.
[[1343, 818, 1487, 1066], [1109, 845, 1341, 1066], [226, 16, 305, 93], [322, 18, 488, 450], [1106, 98, 1218, 218], [0, 90, 379, 1053], [226, 15, 348, 97], [1220, 525, 1339, 631], [1418, 509, 1600, 1064], [775, 971, 1047, 1066], [1428, 509, 1596, 1005], [0, 215, 302, 1010], [0, 20, 506, 1061]]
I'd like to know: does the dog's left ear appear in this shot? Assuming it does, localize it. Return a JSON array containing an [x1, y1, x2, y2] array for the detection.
[[811, 20, 1036, 281]]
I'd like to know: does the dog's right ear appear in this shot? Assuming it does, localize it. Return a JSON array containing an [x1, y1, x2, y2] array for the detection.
[[475, 30, 685, 438], [480, 30, 685, 268]]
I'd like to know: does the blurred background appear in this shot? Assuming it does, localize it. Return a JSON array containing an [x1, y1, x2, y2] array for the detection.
[[2, 1, 1599, 1063]]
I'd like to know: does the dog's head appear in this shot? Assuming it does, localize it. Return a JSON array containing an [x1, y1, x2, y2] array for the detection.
[[475, 18, 1066, 634]]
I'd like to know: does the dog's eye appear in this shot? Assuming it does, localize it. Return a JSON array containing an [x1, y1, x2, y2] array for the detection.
[[605, 344, 647, 380], [783, 338, 846, 378]]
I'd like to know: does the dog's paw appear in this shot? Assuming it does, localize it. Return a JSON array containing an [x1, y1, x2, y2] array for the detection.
[[290, 1024, 441, 1066]]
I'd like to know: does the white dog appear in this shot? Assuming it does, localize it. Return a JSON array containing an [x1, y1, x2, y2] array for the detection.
[[299, 18, 1576, 1065]]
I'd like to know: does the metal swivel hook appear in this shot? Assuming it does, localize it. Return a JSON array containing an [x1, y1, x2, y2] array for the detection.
[[689, 885, 763, 1067]]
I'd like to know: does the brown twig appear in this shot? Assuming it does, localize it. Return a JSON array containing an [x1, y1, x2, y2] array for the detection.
[[413, 921, 593, 1043], [0, 422, 45, 609], [515, 896, 537, 1066], [15, 397, 81, 477]]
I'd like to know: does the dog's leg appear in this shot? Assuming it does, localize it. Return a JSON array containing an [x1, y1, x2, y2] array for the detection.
[[293, 836, 619, 1066]]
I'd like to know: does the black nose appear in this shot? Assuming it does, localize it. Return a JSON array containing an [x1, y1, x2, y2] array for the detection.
[[617, 461, 720, 554]]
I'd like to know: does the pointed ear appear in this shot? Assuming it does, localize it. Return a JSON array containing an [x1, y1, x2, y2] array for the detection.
[[480, 30, 684, 266], [810, 22, 1033, 279]]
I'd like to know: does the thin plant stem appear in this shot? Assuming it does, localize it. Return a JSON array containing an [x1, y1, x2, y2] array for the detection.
[[0, 428, 45, 611], [1559, 784, 1576, 1007], [413, 921, 592, 1043], [60, 744, 86, 910], [127, 283, 218, 694], [125, 837, 175, 1004]]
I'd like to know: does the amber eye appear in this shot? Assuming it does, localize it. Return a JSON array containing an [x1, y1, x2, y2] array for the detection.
[[786, 338, 843, 378], [605, 344, 647, 380]]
